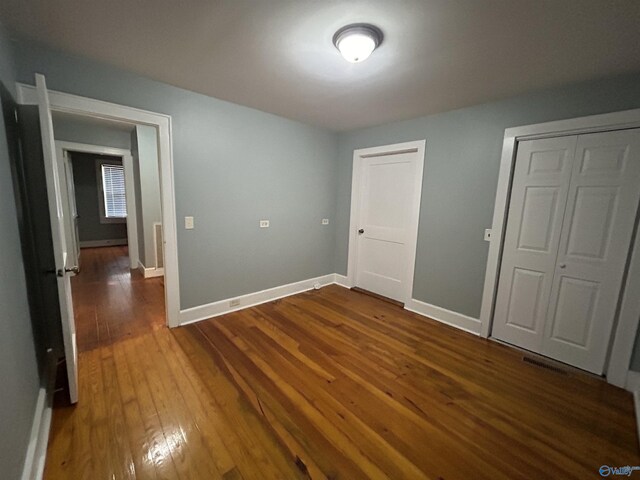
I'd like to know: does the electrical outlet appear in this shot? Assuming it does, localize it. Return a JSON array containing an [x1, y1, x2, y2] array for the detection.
[[229, 299, 240, 307], [185, 216, 194, 229], [322, 218, 329, 225], [260, 220, 270, 228], [484, 229, 492, 241]]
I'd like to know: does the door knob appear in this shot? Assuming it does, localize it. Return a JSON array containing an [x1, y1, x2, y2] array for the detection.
[[358, 229, 365, 234]]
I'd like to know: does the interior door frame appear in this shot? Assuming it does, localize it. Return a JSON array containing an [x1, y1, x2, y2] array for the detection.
[[479, 108, 640, 388], [55, 141, 138, 269], [346, 140, 426, 305], [17, 82, 181, 328]]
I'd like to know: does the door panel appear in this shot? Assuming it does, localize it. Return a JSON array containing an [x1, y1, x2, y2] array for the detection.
[[548, 276, 599, 347], [355, 151, 422, 302], [543, 129, 640, 373], [36, 74, 79, 403], [504, 268, 545, 332], [492, 136, 577, 351]]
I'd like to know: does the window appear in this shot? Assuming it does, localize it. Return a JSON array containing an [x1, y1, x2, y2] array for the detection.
[[97, 161, 127, 223]]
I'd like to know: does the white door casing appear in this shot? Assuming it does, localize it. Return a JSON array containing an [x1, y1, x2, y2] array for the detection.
[[347, 141, 425, 304], [492, 128, 640, 374], [491, 136, 577, 352], [36, 74, 79, 403], [543, 129, 640, 373]]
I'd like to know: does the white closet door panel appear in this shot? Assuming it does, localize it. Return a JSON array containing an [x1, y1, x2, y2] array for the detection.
[[543, 129, 640, 373], [492, 136, 577, 351]]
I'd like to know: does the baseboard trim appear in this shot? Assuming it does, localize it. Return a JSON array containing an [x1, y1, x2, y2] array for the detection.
[[334, 274, 351, 289], [79, 238, 128, 248], [137, 261, 164, 279], [21, 354, 55, 480], [405, 298, 482, 336], [179, 274, 336, 326]]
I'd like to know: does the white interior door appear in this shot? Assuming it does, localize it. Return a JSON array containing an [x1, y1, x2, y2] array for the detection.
[[543, 129, 640, 373], [36, 74, 79, 403], [353, 145, 424, 303], [492, 136, 577, 351]]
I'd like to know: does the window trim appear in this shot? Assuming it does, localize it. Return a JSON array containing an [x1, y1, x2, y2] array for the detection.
[[96, 159, 127, 224]]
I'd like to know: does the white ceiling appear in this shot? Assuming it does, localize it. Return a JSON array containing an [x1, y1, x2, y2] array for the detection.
[[3, 0, 640, 131]]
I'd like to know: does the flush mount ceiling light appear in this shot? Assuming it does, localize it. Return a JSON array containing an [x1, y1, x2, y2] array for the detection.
[[333, 23, 383, 63]]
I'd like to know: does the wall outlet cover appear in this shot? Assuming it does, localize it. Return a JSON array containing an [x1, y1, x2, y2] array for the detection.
[[185, 216, 194, 229], [260, 220, 270, 228], [484, 229, 492, 241], [229, 299, 240, 307], [322, 218, 329, 225]]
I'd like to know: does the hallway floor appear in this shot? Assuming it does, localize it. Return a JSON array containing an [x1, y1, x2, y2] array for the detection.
[[72, 246, 165, 351]]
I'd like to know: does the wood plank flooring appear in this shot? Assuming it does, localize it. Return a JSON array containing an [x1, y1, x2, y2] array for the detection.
[[72, 246, 165, 351], [45, 246, 639, 479]]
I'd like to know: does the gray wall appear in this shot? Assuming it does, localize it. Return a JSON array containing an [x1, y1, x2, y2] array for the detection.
[[0, 26, 41, 480], [53, 116, 132, 150], [131, 125, 161, 268], [336, 72, 640, 320], [71, 152, 128, 242], [13, 39, 338, 309]]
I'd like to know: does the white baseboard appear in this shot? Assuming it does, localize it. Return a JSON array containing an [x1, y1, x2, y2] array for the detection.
[[21, 354, 55, 480], [179, 273, 336, 326], [144, 267, 164, 278], [137, 261, 164, 279], [80, 238, 128, 248], [405, 298, 482, 335], [334, 273, 351, 289], [177, 272, 482, 338]]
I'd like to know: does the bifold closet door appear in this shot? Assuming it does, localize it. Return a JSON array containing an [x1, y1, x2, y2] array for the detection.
[[543, 128, 640, 374], [492, 136, 577, 352]]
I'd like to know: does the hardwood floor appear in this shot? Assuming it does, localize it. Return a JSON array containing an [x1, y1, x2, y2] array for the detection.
[[72, 246, 165, 351], [46, 247, 639, 479]]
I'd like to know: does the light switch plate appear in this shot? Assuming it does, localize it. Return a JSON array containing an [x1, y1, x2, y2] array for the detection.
[[260, 220, 270, 228], [322, 218, 329, 225], [185, 216, 194, 229], [484, 229, 492, 241]]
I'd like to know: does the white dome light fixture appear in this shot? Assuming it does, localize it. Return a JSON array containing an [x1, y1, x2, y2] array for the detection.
[[333, 23, 383, 63]]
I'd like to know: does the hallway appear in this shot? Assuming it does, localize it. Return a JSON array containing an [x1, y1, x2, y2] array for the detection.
[[72, 246, 165, 351]]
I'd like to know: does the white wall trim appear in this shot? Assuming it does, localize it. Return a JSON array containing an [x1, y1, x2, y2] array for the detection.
[[80, 238, 128, 248], [179, 274, 336, 326], [20, 352, 55, 480], [405, 298, 482, 336], [18, 82, 181, 328], [346, 140, 426, 304], [178, 272, 483, 340], [137, 260, 164, 279], [144, 267, 164, 278], [479, 108, 640, 388], [334, 273, 351, 289], [19, 388, 51, 480]]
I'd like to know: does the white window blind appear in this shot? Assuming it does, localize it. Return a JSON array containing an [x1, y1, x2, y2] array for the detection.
[[101, 164, 127, 218]]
